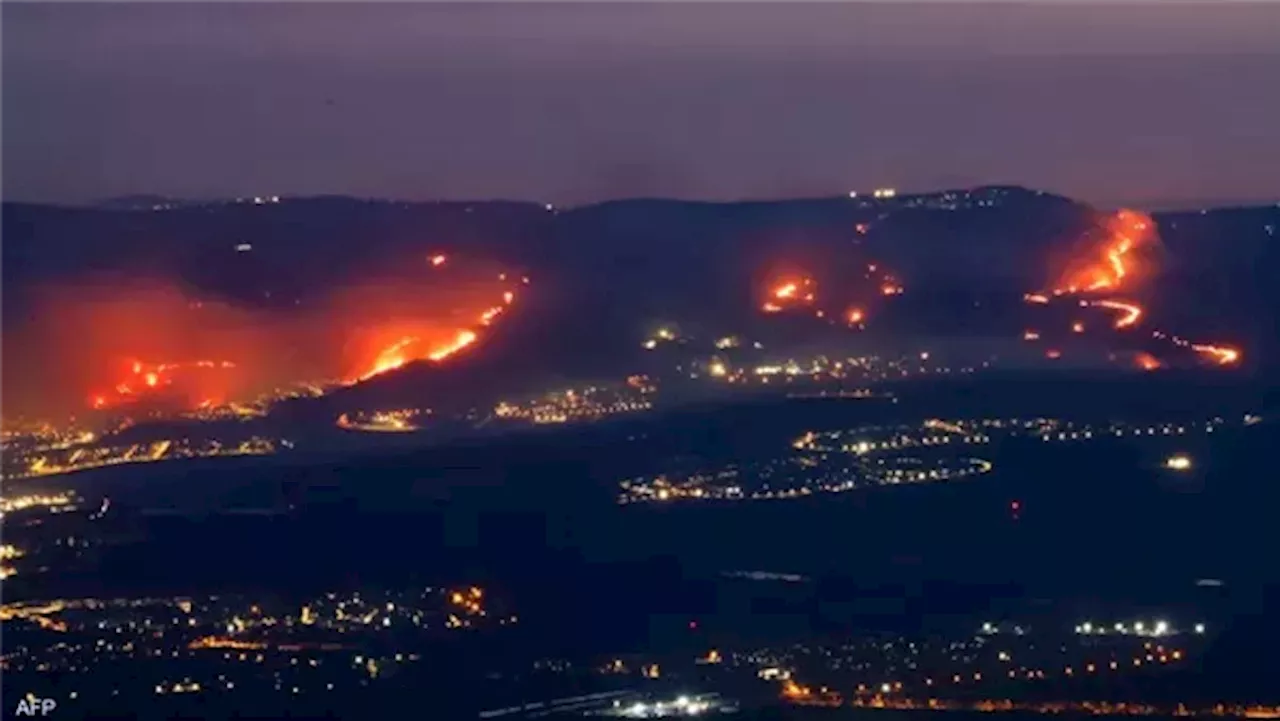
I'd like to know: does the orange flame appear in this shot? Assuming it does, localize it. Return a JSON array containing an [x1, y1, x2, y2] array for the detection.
[[1088, 299, 1143, 329], [1191, 344, 1239, 365], [354, 329, 480, 382], [1135, 352, 1163, 371], [1029, 210, 1240, 368]]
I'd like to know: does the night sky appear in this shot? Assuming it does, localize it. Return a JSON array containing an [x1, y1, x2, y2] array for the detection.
[[4, 2, 1278, 207]]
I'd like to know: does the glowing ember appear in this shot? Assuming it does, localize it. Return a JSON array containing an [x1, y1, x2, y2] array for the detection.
[[1191, 344, 1239, 365], [354, 329, 480, 382], [761, 277, 816, 313], [90, 358, 239, 410], [1088, 299, 1143, 329], [1027, 209, 1240, 368], [427, 330, 477, 361]]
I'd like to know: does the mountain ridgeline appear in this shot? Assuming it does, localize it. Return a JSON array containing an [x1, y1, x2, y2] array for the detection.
[[3, 186, 1278, 415]]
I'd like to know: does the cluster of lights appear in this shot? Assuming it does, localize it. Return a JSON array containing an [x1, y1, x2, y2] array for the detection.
[[0, 492, 78, 516], [612, 694, 721, 718], [335, 409, 427, 433], [1073, 620, 1204, 637], [493, 382, 655, 426], [4, 436, 281, 481]]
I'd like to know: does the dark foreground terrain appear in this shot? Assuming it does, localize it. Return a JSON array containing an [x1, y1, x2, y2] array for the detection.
[[3, 375, 1279, 718]]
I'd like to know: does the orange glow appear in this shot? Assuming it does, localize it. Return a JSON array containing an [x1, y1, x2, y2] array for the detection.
[[354, 329, 480, 382], [782, 680, 811, 698], [1053, 209, 1154, 296], [430, 254, 447, 267], [7, 253, 523, 416], [761, 276, 816, 314], [1135, 352, 1163, 371], [91, 357, 240, 411], [1191, 344, 1240, 365], [846, 307, 865, 324], [1026, 209, 1242, 369], [1089, 299, 1143, 329]]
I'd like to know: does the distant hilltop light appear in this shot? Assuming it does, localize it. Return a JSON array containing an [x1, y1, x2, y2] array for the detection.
[[1165, 453, 1193, 471], [872, 188, 897, 199], [235, 243, 252, 252]]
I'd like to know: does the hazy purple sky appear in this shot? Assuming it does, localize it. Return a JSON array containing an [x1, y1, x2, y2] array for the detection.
[[4, 2, 1278, 206]]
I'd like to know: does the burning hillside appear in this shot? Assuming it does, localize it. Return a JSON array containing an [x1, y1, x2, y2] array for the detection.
[[1025, 209, 1240, 368], [2, 256, 523, 418]]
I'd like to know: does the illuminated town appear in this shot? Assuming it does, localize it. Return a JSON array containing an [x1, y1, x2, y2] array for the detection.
[[0, 198, 1267, 717], [2, 435, 284, 481], [1, 586, 515, 701], [462, 612, 1279, 719], [491, 377, 658, 426], [618, 414, 1262, 505]]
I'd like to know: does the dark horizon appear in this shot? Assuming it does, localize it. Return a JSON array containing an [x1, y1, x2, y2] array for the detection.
[[17, 185, 1269, 213], [4, 2, 1279, 209]]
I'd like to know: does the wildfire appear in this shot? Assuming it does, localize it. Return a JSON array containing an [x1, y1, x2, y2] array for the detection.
[[1191, 344, 1239, 365], [760, 258, 902, 323], [761, 277, 816, 313], [1086, 299, 1143, 329], [91, 359, 239, 410], [1135, 352, 1163, 371], [1028, 209, 1240, 368], [64, 255, 525, 413], [427, 330, 478, 361], [349, 254, 510, 383], [354, 329, 480, 382]]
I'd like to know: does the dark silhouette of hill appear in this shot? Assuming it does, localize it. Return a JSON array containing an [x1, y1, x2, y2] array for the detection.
[[4, 186, 1278, 416]]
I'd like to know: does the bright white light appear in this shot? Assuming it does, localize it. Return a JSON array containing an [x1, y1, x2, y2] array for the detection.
[[675, 696, 689, 707], [1135, 622, 1145, 632], [1082, 622, 1093, 634], [1155, 620, 1169, 636], [881, 683, 892, 693], [1195, 623, 1206, 634]]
